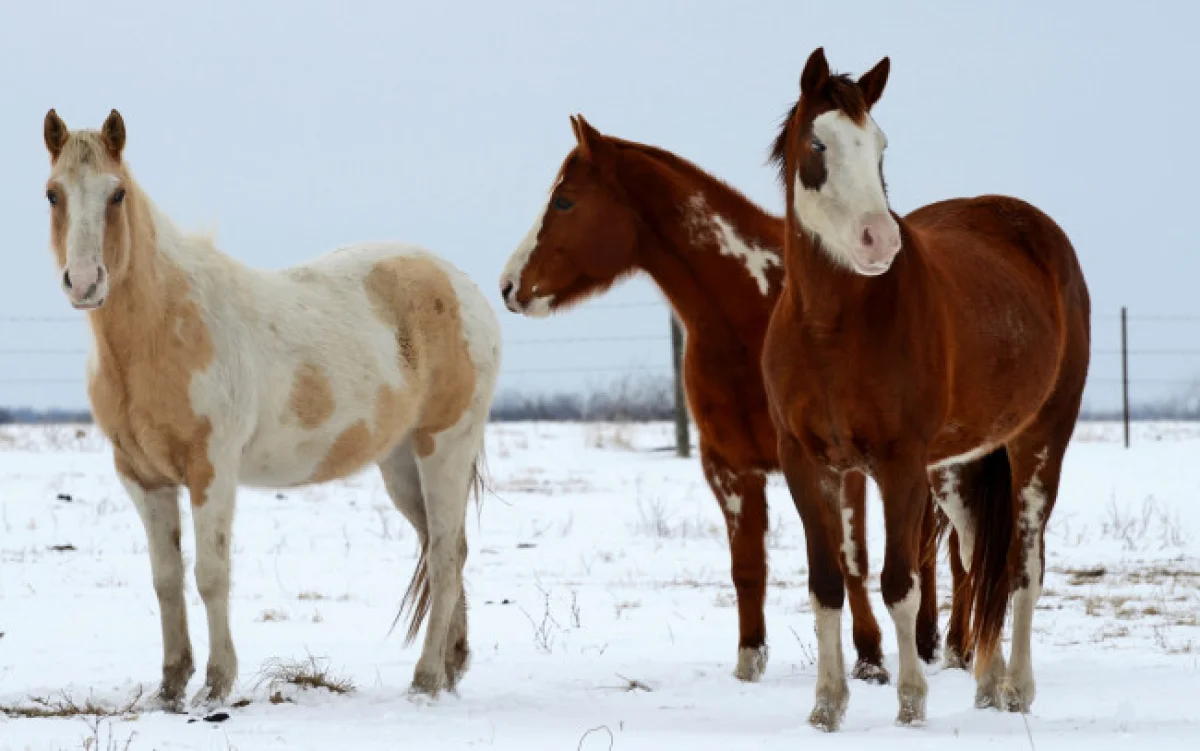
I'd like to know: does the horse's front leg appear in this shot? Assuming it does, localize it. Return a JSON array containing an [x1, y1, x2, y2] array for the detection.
[[188, 467, 239, 708], [120, 471, 194, 711], [877, 456, 932, 726], [701, 450, 769, 682], [779, 435, 849, 732], [840, 471, 888, 684]]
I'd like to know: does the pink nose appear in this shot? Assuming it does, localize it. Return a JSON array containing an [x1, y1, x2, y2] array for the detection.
[[857, 213, 902, 269], [63, 265, 106, 306]]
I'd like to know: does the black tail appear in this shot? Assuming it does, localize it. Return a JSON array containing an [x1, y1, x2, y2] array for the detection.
[[961, 446, 1014, 676]]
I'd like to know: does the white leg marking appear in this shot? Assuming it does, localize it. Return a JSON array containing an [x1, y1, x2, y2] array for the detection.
[[888, 575, 927, 725], [932, 466, 975, 571], [123, 478, 194, 709], [1007, 447, 1049, 712], [190, 472, 238, 708], [975, 648, 1009, 709], [839, 505, 861, 579], [809, 594, 849, 732]]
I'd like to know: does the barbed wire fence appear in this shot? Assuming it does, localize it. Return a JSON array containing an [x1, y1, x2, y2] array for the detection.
[[2, 305, 1199, 452]]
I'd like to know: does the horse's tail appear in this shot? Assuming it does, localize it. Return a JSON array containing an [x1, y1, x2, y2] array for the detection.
[[962, 446, 1014, 676], [394, 450, 489, 646]]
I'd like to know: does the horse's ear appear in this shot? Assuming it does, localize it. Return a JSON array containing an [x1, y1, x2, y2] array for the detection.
[[800, 47, 830, 97], [569, 114, 582, 143], [574, 114, 605, 161], [858, 56, 890, 109], [44, 109, 68, 161], [100, 109, 125, 161]]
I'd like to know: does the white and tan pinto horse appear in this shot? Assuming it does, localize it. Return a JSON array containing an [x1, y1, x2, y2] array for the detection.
[[42, 109, 501, 709]]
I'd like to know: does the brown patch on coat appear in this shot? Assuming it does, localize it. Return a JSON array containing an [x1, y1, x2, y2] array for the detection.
[[310, 255, 476, 479], [46, 125, 218, 506], [364, 256, 476, 458], [289, 362, 335, 429]]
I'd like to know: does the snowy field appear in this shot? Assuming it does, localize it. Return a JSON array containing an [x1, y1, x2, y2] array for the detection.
[[1, 420, 1199, 750]]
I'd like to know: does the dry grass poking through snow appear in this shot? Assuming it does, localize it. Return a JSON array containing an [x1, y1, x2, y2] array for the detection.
[[0, 686, 143, 720], [251, 654, 356, 704]]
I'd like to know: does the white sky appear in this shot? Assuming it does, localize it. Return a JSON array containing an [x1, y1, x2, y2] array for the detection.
[[0, 1, 1196, 411]]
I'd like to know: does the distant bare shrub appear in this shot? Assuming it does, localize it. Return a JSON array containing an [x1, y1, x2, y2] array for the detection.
[[491, 374, 676, 422]]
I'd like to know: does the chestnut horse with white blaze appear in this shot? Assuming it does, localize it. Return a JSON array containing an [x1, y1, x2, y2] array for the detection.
[[762, 49, 1090, 730], [42, 109, 500, 709], [499, 115, 953, 683]]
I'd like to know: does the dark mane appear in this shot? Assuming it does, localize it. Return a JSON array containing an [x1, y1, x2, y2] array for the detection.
[[768, 73, 868, 187], [608, 136, 770, 218]]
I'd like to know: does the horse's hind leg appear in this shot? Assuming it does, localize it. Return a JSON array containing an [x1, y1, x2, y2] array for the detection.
[[943, 528, 973, 670], [378, 439, 428, 545], [915, 493, 942, 665], [840, 471, 888, 685], [701, 449, 769, 682], [408, 420, 483, 696], [1003, 416, 1076, 711]]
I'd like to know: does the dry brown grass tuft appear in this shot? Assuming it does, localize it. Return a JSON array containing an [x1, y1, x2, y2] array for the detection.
[[0, 686, 143, 719], [252, 654, 355, 699]]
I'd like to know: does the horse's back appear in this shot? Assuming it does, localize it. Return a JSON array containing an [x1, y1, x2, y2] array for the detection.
[[235, 242, 499, 486], [907, 195, 1086, 294], [904, 196, 1090, 456]]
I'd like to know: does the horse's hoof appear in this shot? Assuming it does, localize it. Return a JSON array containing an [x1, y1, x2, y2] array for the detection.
[[850, 657, 890, 685], [808, 682, 848, 732], [895, 685, 927, 726], [734, 646, 767, 682], [410, 668, 445, 698], [1002, 678, 1035, 714], [942, 645, 971, 671]]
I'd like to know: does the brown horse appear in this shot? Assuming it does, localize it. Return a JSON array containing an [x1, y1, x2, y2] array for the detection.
[[498, 115, 949, 684], [762, 48, 1091, 730]]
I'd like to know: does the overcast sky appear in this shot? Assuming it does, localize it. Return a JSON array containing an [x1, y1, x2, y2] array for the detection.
[[1, 1, 1196, 412]]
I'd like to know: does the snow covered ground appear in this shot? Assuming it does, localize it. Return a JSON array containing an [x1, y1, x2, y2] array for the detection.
[[1, 420, 1198, 750]]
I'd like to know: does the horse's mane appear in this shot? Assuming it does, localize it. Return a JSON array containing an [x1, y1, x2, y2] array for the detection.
[[769, 73, 867, 187], [605, 135, 771, 218]]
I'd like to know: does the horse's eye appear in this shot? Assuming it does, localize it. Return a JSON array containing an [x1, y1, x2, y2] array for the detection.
[[811, 138, 826, 153], [553, 196, 574, 211], [111, 188, 126, 205], [46, 190, 58, 206]]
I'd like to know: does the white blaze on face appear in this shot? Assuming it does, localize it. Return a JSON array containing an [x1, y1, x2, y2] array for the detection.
[[58, 168, 119, 307], [792, 110, 901, 276], [499, 175, 561, 318]]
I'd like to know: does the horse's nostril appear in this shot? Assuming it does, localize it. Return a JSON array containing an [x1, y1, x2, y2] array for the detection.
[[862, 228, 875, 247], [96, 266, 106, 283], [62, 269, 72, 290], [501, 281, 514, 299]]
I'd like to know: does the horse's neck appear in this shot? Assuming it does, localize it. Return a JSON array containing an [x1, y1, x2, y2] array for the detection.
[[783, 217, 923, 329], [87, 185, 216, 358], [619, 150, 781, 348]]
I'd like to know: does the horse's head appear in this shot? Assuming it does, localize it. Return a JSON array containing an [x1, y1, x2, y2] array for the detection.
[[499, 115, 640, 317], [42, 109, 136, 310], [771, 47, 899, 276]]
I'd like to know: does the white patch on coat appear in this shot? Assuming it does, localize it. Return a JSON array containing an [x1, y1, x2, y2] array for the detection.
[[501, 175, 563, 316], [840, 505, 861, 578], [684, 195, 780, 296], [1017, 447, 1050, 588], [791, 111, 889, 271], [711, 464, 743, 517], [931, 466, 974, 570]]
